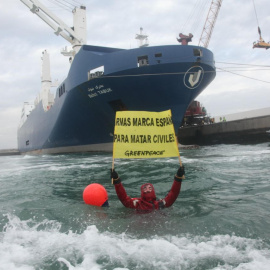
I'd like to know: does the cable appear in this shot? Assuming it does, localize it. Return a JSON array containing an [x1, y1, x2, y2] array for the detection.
[[211, 61, 270, 68], [43, 0, 72, 12], [217, 68, 270, 71], [97, 65, 270, 85], [217, 61, 269, 67], [53, 0, 74, 11], [69, 0, 85, 5], [180, 0, 210, 35], [45, 0, 85, 12], [252, 0, 260, 27], [217, 67, 270, 83], [180, 0, 200, 32], [190, 0, 210, 36]]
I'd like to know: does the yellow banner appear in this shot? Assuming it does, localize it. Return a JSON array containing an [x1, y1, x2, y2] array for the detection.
[[113, 110, 179, 159]]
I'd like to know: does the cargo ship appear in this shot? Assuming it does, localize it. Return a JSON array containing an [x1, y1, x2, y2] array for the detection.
[[17, 1, 216, 154]]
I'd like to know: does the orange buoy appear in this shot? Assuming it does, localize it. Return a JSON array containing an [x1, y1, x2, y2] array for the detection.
[[83, 183, 108, 206]]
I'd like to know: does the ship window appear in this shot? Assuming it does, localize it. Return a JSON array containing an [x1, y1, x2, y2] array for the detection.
[[26, 140, 29, 146], [108, 99, 127, 112], [59, 84, 65, 97], [137, 55, 148, 67], [88, 66, 104, 80], [155, 53, 162, 57], [193, 49, 203, 57]]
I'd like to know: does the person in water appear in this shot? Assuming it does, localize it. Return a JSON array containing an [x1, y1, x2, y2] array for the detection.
[[110, 166, 185, 211]]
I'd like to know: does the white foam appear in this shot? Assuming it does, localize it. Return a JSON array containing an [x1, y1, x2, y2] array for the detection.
[[1, 214, 270, 270], [22, 155, 36, 159]]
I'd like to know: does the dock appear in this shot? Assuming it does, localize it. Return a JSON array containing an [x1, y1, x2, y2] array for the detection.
[[0, 149, 20, 156], [178, 115, 270, 145]]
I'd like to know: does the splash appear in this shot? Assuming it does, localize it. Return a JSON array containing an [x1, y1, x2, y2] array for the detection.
[[1, 214, 270, 270]]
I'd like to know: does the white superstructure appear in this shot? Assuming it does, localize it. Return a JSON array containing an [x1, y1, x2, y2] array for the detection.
[[19, 102, 35, 128]]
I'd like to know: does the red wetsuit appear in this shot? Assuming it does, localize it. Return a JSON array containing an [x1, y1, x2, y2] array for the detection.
[[113, 176, 182, 211]]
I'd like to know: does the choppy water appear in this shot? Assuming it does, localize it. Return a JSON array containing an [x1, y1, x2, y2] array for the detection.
[[0, 143, 270, 270]]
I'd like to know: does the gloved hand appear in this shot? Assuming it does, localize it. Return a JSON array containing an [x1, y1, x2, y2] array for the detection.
[[177, 166, 185, 177], [110, 169, 119, 180]]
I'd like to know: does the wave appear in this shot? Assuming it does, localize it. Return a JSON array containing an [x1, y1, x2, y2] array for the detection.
[[1, 214, 270, 270]]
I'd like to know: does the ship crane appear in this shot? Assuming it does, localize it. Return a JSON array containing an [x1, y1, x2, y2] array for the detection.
[[178, 0, 222, 47], [20, 0, 87, 57], [198, 0, 223, 48], [252, 0, 270, 50]]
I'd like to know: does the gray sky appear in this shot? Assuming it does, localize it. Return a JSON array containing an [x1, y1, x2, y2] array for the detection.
[[0, 0, 270, 149]]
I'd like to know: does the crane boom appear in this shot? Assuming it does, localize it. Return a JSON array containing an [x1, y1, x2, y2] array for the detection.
[[20, 0, 87, 55], [198, 0, 223, 48]]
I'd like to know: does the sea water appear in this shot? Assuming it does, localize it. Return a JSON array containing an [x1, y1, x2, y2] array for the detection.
[[0, 143, 270, 270]]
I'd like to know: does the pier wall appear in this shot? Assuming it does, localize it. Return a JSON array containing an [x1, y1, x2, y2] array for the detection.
[[0, 149, 20, 156], [178, 115, 270, 145]]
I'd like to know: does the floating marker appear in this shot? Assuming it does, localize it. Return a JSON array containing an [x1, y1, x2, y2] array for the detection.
[[83, 183, 108, 206]]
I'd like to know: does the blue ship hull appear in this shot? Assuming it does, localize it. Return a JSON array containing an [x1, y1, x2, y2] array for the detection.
[[18, 44, 216, 154]]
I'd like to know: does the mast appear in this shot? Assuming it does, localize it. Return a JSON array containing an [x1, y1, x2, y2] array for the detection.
[[35, 50, 55, 111], [135, 27, 149, 48], [20, 0, 87, 57], [198, 0, 223, 48]]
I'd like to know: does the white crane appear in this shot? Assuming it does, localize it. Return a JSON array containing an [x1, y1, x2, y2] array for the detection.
[[19, 0, 87, 112], [198, 0, 223, 48], [20, 0, 87, 57]]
